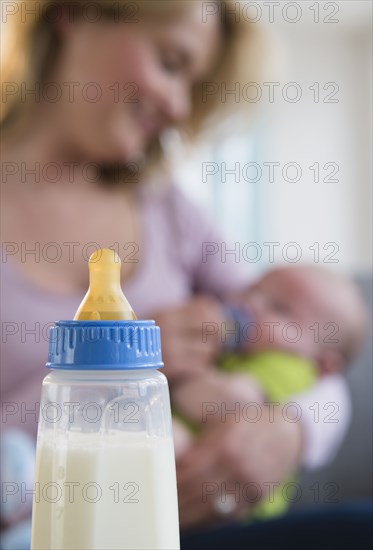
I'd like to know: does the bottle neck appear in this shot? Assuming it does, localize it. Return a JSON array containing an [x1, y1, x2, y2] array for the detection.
[[45, 368, 164, 383]]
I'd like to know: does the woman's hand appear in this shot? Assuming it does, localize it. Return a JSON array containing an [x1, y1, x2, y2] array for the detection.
[[172, 371, 264, 425], [152, 296, 225, 382], [177, 404, 303, 531]]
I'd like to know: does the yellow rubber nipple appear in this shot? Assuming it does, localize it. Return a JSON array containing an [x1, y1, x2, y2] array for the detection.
[[74, 249, 137, 321]]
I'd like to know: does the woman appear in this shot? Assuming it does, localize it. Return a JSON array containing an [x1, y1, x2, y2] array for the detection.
[[1, 0, 354, 547]]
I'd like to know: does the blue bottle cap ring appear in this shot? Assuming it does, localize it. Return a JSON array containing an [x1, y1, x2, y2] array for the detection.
[[47, 320, 163, 370]]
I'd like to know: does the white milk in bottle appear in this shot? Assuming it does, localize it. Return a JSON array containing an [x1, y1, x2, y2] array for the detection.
[[31, 250, 180, 549]]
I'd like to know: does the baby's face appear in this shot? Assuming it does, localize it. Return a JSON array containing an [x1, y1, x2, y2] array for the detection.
[[238, 268, 338, 361]]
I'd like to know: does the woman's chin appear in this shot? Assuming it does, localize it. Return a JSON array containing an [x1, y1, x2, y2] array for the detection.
[[111, 140, 148, 165], [77, 127, 148, 166], [85, 143, 144, 166]]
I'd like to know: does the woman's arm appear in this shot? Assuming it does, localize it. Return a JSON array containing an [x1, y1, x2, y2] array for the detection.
[[149, 185, 252, 384], [177, 374, 351, 530], [177, 401, 303, 530]]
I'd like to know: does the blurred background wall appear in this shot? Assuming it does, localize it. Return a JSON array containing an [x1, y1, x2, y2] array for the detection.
[[173, 0, 372, 276]]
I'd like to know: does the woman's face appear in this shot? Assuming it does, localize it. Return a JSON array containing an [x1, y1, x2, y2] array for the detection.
[[54, 3, 221, 163]]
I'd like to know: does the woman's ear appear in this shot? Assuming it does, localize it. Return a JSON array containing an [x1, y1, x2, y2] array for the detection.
[[318, 348, 345, 376]]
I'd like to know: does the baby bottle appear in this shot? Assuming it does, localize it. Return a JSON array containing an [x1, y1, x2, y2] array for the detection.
[[31, 249, 180, 550]]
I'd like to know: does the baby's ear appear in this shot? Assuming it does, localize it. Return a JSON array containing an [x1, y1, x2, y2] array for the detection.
[[318, 348, 345, 376]]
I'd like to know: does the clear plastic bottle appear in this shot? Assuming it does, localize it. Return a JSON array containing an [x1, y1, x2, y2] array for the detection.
[[31, 251, 180, 550]]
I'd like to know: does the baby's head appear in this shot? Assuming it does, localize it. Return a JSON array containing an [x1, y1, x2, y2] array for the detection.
[[237, 266, 367, 375]]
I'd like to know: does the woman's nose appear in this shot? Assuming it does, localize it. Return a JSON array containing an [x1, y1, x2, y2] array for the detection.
[[162, 84, 192, 124]]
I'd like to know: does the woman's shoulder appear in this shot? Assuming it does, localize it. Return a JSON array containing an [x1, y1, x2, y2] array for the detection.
[[137, 179, 202, 212], [136, 179, 251, 295], [137, 180, 214, 238]]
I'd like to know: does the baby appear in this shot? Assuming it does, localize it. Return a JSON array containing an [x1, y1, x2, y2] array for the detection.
[[223, 263, 367, 376], [172, 266, 367, 514]]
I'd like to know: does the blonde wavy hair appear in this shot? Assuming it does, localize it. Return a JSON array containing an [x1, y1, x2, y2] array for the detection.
[[1, 0, 268, 177]]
